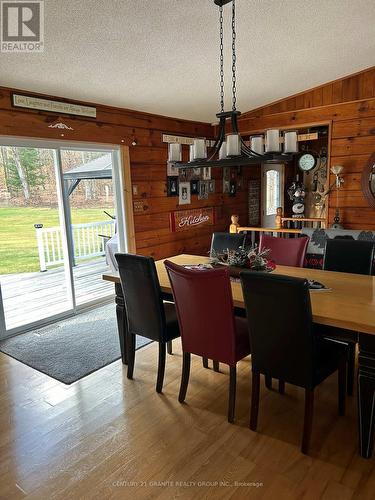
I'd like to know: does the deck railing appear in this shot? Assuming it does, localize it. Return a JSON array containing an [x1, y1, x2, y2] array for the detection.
[[35, 220, 115, 271]]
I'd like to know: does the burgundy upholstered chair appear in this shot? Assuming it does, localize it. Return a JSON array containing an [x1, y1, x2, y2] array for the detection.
[[164, 260, 251, 423], [259, 233, 309, 268]]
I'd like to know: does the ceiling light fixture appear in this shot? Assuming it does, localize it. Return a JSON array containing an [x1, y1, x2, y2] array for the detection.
[[171, 0, 293, 169]]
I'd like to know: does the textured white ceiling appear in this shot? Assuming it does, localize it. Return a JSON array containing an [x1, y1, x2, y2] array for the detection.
[[1, 0, 374, 122]]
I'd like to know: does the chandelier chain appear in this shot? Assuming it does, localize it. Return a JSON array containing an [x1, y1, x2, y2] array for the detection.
[[231, 0, 237, 111], [219, 5, 224, 113]]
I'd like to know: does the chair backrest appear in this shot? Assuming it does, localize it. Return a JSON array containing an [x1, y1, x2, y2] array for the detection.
[[240, 271, 315, 388], [115, 253, 166, 341], [210, 232, 246, 257], [164, 260, 238, 365], [259, 234, 309, 267], [323, 239, 374, 275]]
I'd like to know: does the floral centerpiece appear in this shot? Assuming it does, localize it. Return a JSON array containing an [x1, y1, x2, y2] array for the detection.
[[210, 245, 276, 273]]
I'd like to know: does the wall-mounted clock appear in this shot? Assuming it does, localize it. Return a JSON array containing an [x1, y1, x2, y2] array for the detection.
[[298, 152, 318, 173]]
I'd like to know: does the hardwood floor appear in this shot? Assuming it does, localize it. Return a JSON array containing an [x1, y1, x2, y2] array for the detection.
[[0, 340, 374, 499]]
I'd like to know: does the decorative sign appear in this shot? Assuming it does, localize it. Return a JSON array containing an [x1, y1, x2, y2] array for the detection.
[[133, 200, 148, 213], [170, 208, 215, 232], [163, 134, 195, 145], [248, 179, 260, 226], [163, 134, 215, 147], [12, 94, 97, 118]]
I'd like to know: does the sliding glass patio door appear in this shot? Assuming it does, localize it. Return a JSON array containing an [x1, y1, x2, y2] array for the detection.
[[0, 138, 125, 338]]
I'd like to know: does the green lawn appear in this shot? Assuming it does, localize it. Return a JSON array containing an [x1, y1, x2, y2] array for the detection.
[[0, 207, 110, 274]]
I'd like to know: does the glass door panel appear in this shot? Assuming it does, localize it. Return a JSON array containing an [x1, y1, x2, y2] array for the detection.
[[261, 164, 284, 228], [60, 149, 116, 307], [0, 146, 73, 333]]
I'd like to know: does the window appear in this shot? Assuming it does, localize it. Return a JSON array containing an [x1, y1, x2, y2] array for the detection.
[[265, 169, 280, 215]]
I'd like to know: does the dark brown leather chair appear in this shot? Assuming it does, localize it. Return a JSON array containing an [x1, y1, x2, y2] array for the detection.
[[165, 260, 251, 423], [324, 239, 374, 275], [323, 238, 375, 395], [240, 271, 347, 454], [210, 232, 246, 258], [115, 253, 180, 393]]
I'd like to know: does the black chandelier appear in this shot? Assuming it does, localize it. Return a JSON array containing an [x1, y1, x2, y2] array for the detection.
[[169, 0, 294, 169]]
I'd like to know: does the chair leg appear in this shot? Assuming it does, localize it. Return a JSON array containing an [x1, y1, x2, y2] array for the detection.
[[347, 343, 355, 396], [213, 360, 220, 372], [302, 388, 314, 455], [202, 357, 209, 368], [265, 374, 272, 390], [278, 380, 285, 394], [126, 333, 136, 379], [228, 366, 237, 423], [167, 340, 173, 355], [179, 352, 191, 403], [156, 342, 166, 393], [250, 371, 260, 431], [338, 358, 347, 416]]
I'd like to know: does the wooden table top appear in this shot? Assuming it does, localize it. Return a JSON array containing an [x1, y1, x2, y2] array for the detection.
[[103, 254, 375, 336]]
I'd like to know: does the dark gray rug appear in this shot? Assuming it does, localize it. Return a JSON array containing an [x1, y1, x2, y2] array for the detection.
[[0, 303, 151, 384]]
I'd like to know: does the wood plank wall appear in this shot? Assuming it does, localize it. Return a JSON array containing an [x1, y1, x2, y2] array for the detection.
[[239, 66, 375, 230], [0, 86, 250, 258]]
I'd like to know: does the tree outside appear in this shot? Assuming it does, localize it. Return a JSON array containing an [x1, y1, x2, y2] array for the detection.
[[0, 147, 115, 275]]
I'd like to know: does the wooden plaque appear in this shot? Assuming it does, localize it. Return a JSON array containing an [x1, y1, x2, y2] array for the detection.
[[170, 208, 215, 232]]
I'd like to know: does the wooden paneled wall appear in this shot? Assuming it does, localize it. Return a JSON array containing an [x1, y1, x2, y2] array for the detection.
[[239, 66, 375, 230], [0, 86, 250, 258]]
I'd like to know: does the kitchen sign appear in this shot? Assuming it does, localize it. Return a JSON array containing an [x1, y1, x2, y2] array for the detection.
[[170, 208, 215, 232]]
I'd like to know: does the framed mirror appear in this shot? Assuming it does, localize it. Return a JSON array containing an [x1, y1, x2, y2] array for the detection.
[[361, 153, 375, 208]]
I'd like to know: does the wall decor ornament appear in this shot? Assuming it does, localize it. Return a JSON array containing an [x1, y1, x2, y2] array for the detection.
[[48, 122, 74, 130], [178, 181, 191, 205], [361, 152, 375, 209], [198, 180, 209, 200], [191, 179, 199, 195], [203, 166, 211, 180], [170, 207, 215, 232], [167, 161, 179, 176], [287, 176, 306, 218], [12, 93, 97, 118], [229, 179, 237, 197], [167, 177, 178, 197]]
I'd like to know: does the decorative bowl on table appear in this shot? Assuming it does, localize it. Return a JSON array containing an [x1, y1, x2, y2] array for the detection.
[[210, 246, 276, 278]]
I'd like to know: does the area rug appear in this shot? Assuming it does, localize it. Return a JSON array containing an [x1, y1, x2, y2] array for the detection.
[[0, 303, 151, 384]]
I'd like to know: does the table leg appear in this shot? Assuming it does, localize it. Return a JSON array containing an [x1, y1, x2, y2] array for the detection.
[[358, 333, 375, 458], [115, 283, 128, 365]]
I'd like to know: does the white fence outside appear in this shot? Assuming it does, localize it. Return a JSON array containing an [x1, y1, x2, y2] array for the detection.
[[35, 220, 116, 271]]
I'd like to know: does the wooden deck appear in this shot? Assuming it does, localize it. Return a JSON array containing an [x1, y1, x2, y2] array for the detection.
[[1, 259, 114, 330]]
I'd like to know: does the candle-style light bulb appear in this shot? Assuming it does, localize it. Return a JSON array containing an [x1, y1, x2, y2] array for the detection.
[[193, 138, 207, 160], [168, 143, 181, 162], [226, 134, 241, 156]]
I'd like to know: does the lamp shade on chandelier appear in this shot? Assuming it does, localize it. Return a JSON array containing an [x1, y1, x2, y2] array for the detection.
[[170, 0, 295, 170]]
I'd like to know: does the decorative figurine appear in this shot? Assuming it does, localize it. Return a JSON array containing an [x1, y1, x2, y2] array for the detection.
[[229, 214, 239, 233], [275, 207, 283, 229]]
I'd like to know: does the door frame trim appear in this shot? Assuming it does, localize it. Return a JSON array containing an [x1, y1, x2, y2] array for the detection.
[[0, 136, 128, 337]]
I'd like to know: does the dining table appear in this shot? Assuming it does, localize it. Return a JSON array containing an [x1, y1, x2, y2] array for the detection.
[[102, 253, 375, 459]]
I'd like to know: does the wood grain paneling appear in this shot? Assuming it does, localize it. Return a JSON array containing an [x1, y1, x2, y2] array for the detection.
[[0, 86, 254, 259], [239, 66, 375, 229], [242, 66, 375, 118]]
